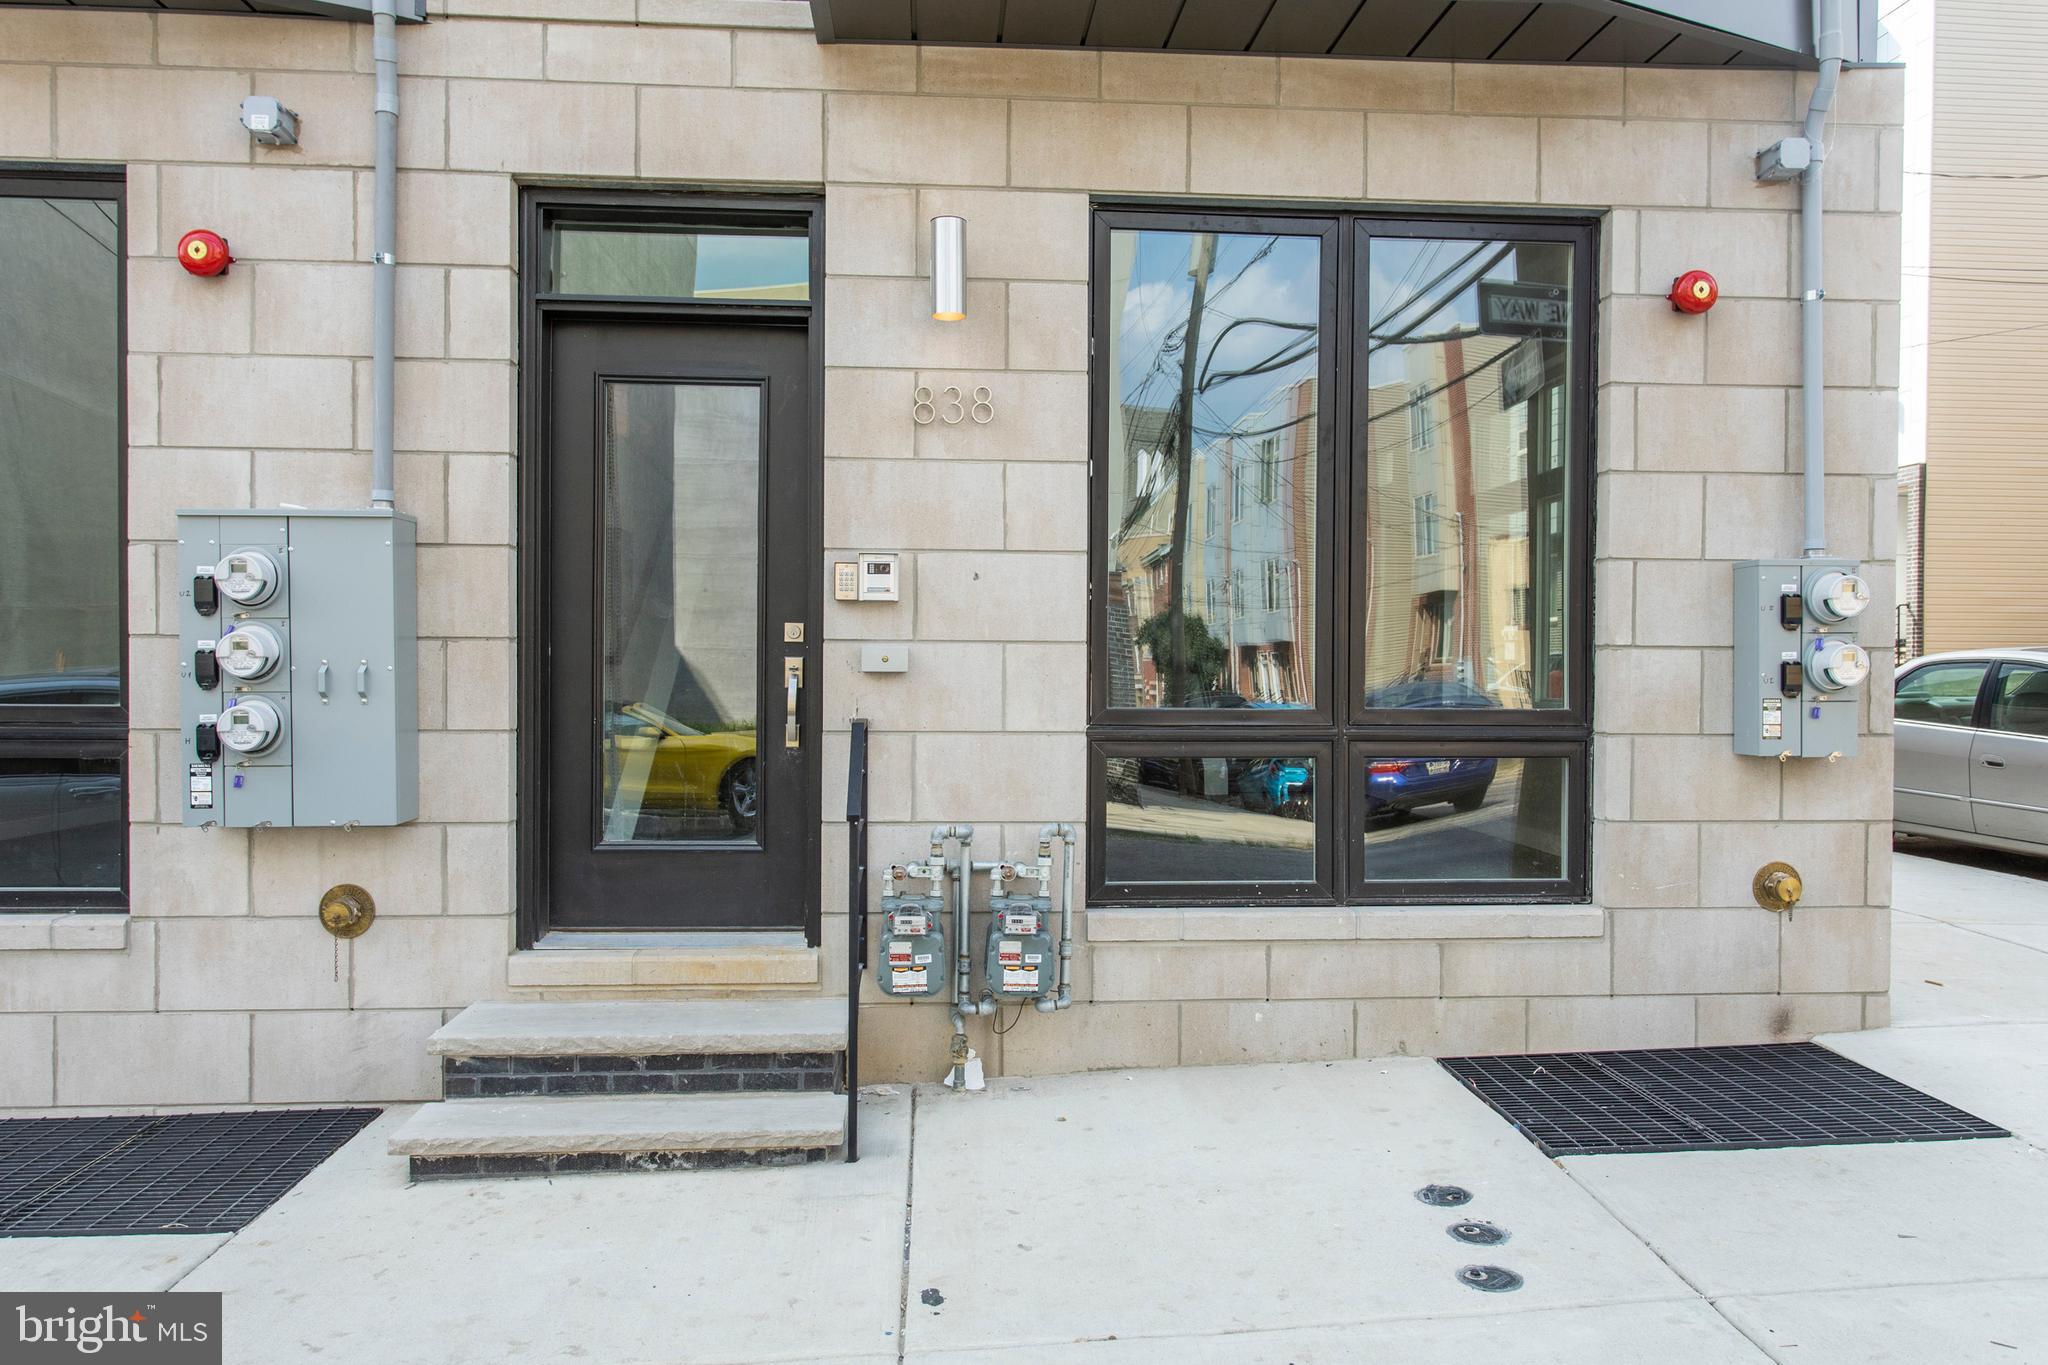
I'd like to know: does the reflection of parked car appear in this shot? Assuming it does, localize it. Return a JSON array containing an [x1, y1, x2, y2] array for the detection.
[[605, 703, 757, 832], [1237, 757, 1311, 817], [1363, 757, 1496, 818], [0, 669, 121, 707], [0, 670, 124, 891], [1361, 677, 1500, 710], [1895, 649, 2048, 856]]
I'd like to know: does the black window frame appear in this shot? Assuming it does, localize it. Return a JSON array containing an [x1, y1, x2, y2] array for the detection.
[[1087, 203, 1596, 907], [0, 165, 129, 914]]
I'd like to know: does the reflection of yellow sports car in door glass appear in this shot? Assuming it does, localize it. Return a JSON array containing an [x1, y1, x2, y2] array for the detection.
[[605, 702, 757, 833]]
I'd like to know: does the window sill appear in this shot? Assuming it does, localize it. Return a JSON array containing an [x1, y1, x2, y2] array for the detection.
[[1085, 905, 1604, 943], [0, 913, 130, 952]]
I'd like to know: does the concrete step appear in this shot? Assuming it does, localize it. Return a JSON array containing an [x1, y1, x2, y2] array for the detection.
[[389, 1094, 845, 1180], [427, 998, 847, 1059]]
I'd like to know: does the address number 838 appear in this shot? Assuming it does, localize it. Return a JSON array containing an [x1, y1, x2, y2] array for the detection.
[[913, 385, 995, 426]]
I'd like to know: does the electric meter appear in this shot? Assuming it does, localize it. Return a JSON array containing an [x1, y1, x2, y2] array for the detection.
[[1806, 638, 1870, 692], [219, 697, 283, 754], [1803, 570, 1869, 624], [213, 548, 280, 606], [215, 622, 283, 682]]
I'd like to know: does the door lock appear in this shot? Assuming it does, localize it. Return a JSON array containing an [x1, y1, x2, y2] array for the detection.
[[784, 657, 804, 750]]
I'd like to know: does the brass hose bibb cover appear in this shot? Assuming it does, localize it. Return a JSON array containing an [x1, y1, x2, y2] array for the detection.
[[1752, 862, 1803, 913], [319, 883, 376, 938]]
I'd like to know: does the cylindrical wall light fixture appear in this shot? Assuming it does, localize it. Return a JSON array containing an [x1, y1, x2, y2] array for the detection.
[[931, 216, 966, 322]]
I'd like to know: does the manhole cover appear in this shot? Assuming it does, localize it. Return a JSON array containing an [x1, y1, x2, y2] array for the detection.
[[1415, 1184, 1472, 1207], [1448, 1220, 1509, 1246], [1457, 1264, 1523, 1293]]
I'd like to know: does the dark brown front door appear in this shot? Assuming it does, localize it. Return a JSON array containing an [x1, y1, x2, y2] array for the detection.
[[540, 319, 814, 930]]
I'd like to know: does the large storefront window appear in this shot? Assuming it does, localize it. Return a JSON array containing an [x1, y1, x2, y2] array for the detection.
[[1091, 209, 1592, 905], [0, 170, 126, 911]]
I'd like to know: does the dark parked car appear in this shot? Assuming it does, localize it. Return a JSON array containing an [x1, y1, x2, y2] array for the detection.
[[1355, 676, 1500, 818], [1362, 756, 1497, 818]]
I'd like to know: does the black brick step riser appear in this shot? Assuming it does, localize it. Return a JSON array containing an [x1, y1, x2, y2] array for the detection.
[[441, 1052, 840, 1099], [410, 1147, 835, 1181]]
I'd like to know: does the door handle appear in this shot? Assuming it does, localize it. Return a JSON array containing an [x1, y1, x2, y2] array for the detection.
[[1982, 755, 2007, 768], [784, 657, 804, 750]]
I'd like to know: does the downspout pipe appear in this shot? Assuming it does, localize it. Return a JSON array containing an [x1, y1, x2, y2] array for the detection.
[[370, 0, 399, 510], [1799, 0, 1845, 557]]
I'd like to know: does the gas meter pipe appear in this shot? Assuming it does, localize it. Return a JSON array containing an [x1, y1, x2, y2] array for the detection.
[[1036, 823, 1077, 1012], [1799, 0, 1843, 557]]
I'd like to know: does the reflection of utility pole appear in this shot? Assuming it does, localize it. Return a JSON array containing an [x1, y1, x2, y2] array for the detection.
[[1166, 232, 1216, 706]]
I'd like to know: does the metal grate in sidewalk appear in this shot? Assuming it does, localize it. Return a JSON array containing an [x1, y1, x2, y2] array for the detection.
[[0, 1108, 379, 1236], [1441, 1043, 2009, 1157]]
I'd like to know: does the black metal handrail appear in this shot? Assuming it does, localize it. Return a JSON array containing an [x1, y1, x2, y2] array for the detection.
[[843, 717, 870, 1163]]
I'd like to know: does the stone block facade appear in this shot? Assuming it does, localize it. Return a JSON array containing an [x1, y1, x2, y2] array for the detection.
[[0, 0, 1900, 1108]]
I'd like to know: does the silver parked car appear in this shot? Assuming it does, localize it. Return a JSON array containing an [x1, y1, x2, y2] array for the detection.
[[1894, 648, 2048, 854]]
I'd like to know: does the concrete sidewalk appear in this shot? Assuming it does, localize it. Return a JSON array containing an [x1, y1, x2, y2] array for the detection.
[[5, 849, 2047, 1363]]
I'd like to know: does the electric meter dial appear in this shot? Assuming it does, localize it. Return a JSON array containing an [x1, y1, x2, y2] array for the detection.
[[215, 622, 283, 682], [218, 697, 283, 755], [212, 548, 280, 606], [1806, 638, 1871, 692], [1804, 570, 1870, 624]]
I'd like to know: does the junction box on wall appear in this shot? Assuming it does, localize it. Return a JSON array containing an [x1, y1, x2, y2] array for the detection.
[[177, 509, 419, 828], [1731, 558, 1871, 760]]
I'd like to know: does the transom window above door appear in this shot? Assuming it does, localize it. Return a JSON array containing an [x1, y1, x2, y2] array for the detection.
[[1088, 207, 1595, 906]]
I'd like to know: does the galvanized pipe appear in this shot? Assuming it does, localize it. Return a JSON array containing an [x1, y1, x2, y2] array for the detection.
[[369, 0, 399, 510], [1036, 823, 1077, 1012], [1799, 0, 1845, 557]]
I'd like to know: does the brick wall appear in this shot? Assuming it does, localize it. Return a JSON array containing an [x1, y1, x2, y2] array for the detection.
[[0, 0, 1901, 1106]]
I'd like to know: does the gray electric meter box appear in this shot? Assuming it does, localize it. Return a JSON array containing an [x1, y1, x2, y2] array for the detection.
[[1731, 557, 1871, 760], [877, 894, 948, 999], [984, 896, 1056, 1001], [177, 509, 418, 828]]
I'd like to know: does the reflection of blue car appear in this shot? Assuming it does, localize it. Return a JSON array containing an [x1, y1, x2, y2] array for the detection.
[[1363, 757, 1496, 818], [1361, 677, 1499, 711], [1237, 757, 1312, 816]]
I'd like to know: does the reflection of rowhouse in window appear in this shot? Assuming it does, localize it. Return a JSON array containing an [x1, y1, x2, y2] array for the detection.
[[1095, 216, 1585, 902]]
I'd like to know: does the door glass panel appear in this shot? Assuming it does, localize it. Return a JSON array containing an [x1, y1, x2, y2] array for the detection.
[[1101, 752, 1316, 885], [1360, 754, 1566, 883], [600, 382, 761, 846], [1362, 237, 1575, 712], [1894, 662, 1988, 726], [552, 227, 809, 301], [0, 196, 121, 706], [1103, 229, 1321, 709], [1988, 664, 2048, 737]]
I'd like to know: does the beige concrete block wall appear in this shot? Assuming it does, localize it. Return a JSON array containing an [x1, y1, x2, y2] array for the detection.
[[0, 2, 1900, 1106]]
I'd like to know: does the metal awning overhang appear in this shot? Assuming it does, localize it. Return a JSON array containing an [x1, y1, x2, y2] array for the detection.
[[0, 0, 424, 20], [809, 1, 1884, 70]]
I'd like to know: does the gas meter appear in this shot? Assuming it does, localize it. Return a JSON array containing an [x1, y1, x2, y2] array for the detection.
[[876, 863, 948, 999], [1731, 557, 1869, 758], [983, 862, 1056, 1002]]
